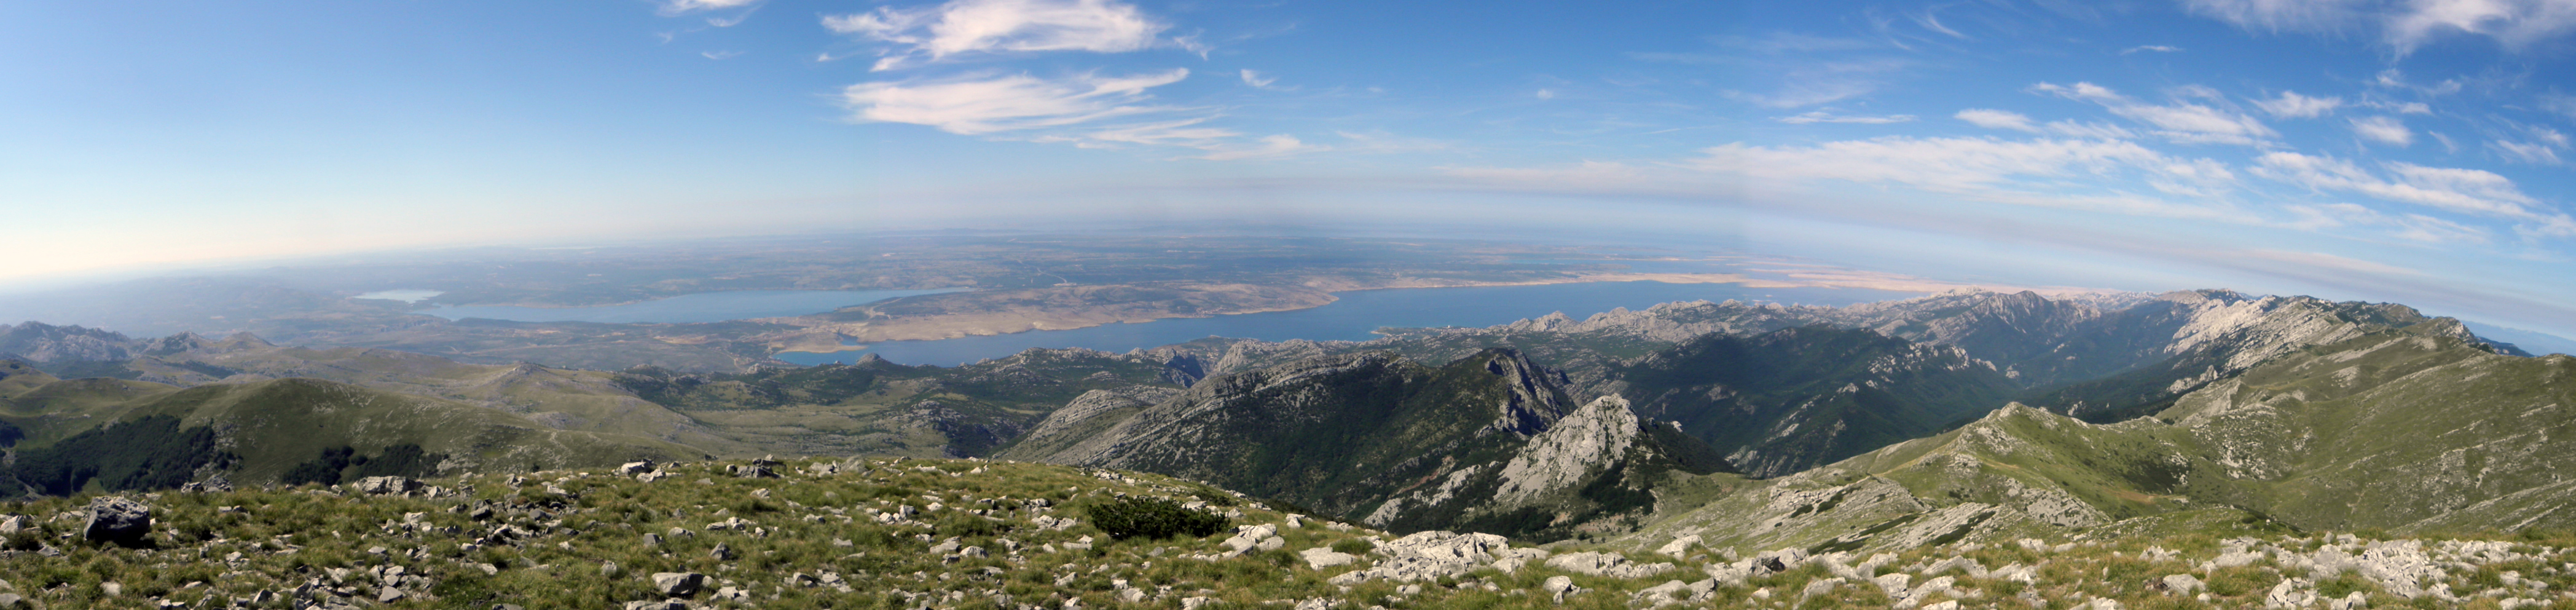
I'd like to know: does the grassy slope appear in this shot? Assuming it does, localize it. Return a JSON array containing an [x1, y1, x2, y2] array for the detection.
[[1619, 327, 2576, 558], [1, 376, 702, 489]]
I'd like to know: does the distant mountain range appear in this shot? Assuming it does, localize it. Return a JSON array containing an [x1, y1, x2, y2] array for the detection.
[[3, 288, 2568, 553]]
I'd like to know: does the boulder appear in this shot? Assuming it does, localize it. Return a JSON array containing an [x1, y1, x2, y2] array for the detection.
[[1300, 547, 1358, 569], [82, 497, 152, 545], [616, 461, 656, 475], [1543, 576, 1581, 603], [1656, 534, 1702, 558], [2159, 574, 2205, 595], [351, 477, 422, 496], [1220, 524, 1280, 554], [651, 572, 707, 598]]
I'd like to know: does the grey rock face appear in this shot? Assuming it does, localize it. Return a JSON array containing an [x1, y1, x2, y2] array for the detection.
[[82, 496, 152, 545], [651, 572, 706, 598], [351, 477, 422, 496], [1327, 531, 1513, 584], [1492, 395, 1639, 505], [1545, 551, 1674, 579]]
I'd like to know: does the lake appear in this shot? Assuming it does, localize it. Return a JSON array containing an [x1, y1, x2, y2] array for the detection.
[[410, 289, 964, 324], [776, 281, 1922, 366]]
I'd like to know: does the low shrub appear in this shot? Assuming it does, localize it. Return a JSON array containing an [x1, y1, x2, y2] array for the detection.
[[1086, 496, 1227, 541]]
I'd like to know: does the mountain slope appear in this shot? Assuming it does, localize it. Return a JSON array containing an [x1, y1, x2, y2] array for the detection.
[[1615, 325, 2576, 556], [1611, 325, 2018, 477], [0, 376, 701, 496], [1005, 349, 1730, 541]]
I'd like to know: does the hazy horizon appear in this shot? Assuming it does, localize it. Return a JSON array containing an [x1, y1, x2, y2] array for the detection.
[[9, 0, 2575, 336]]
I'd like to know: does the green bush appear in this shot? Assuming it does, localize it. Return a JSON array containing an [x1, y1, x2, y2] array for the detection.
[[1086, 496, 1227, 541]]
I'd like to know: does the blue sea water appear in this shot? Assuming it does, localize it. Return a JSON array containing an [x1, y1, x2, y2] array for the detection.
[[410, 289, 964, 324], [776, 281, 1921, 366]]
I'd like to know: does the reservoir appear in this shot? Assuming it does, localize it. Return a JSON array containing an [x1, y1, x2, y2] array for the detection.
[[410, 289, 963, 324], [776, 281, 1922, 366]]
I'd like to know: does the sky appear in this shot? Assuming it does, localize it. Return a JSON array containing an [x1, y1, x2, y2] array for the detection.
[[5, 0, 2575, 336]]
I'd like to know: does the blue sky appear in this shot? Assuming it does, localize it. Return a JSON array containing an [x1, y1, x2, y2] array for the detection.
[[6, 0, 2575, 335]]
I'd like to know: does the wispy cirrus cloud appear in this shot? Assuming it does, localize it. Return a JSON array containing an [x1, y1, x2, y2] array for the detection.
[[2489, 125, 2570, 164], [2033, 82, 2279, 146], [1679, 136, 2258, 221], [825, 0, 1183, 71], [1196, 135, 1324, 161], [2253, 151, 2545, 219], [1638, 33, 1914, 108], [841, 69, 1190, 135], [2350, 116, 2414, 146], [1774, 111, 1917, 124], [2185, 0, 2576, 52], [2253, 90, 2343, 118], [1955, 109, 2041, 132], [658, 0, 760, 16], [2121, 44, 2185, 53]]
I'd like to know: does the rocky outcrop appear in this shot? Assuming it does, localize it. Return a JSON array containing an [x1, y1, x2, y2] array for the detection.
[[1492, 395, 1639, 504], [82, 496, 152, 545]]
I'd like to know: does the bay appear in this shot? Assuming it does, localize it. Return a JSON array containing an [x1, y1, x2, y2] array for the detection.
[[777, 281, 1920, 366]]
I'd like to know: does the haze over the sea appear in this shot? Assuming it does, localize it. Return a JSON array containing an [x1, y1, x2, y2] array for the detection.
[[6, 0, 2574, 336]]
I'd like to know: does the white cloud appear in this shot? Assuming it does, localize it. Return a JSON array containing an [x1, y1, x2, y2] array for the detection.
[[825, 0, 1173, 71], [1535, 89, 1557, 100], [2350, 116, 2414, 146], [2044, 121, 2140, 139], [659, 0, 760, 16], [2183, 0, 2370, 33], [2034, 82, 2278, 146], [1956, 109, 2041, 132], [1196, 135, 1325, 161], [1775, 111, 1917, 124], [707, 12, 752, 27], [2387, 0, 2576, 52], [1238, 69, 1278, 89], [1723, 58, 1914, 108], [2253, 151, 2542, 218], [701, 50, 745, 60], [1080, 117, 1238, 148], [841, 69, 1188, 135], [2491, 135, 2567, 164], [1678, 136, 2253, 221], [2187, 0, 2576, 52], [2121, 44, 2185, 53], [2432, 131, 2462, 152], [2253, 91, 2344, 118]]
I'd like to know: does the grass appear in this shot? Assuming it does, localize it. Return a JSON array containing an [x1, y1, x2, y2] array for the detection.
[[6, 457, 2576, 610]]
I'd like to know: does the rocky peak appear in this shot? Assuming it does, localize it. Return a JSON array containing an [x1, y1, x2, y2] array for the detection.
[[1471, 348, 1574, 437], [0, 321, 139, 362], [1492, 395, 1643, 505]]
